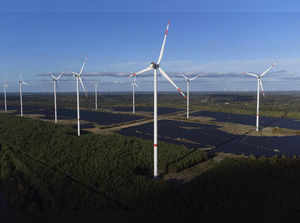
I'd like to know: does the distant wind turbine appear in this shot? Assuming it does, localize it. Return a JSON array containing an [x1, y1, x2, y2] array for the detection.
[[72, 58, 87, 136], [245, 64, 275, 131], [182, 74, 201, 119], [129, 21, 186, 178], [49, 72, 64, 123], [3, 83, 8, 112], [18, 76, 29, 117]]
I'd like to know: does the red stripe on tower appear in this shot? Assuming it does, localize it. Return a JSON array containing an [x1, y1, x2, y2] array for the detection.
[[154, 144, 158, 147], [132, 73, 136, 77]]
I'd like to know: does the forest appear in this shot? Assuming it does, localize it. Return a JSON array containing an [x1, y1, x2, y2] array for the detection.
[[1, 111, 300, 222]]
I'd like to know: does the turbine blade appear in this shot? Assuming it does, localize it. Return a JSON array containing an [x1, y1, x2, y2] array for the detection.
[[133, 78, 138, 87], [79, 57, 87, 75], [259, 79, 265, 97], [182, 74, 189, 81], [79, 77, 87, 96], [260, 64, 275, 77], [56, 72, 64, 80], [245, 72, 259, 78], [159, 67, 186, 98], [49, 72, 54, 79], [190, 74, 202, 81], [129, 66, 153, 77], [157, 21, 170, 65]]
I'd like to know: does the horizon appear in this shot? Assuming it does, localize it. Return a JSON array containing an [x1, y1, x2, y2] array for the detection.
[[2, 90, 300, 94]]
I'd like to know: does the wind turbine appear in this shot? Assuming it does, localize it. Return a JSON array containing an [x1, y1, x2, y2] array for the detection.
[[18, 76, 29, 117], [182, 74, 201, 119], [49, 72, 64, 123], [3, 83, 8, 112], [129, 21, 186, 178], [245, 64, 275, 132], [72, 58, 87, 136], [131, 76, 138, 114]]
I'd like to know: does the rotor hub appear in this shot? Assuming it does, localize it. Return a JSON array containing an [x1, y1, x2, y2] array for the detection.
[[151, 62, 159, 69]]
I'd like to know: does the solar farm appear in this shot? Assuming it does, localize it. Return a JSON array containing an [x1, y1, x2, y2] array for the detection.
[[4, 92, 300, 158]]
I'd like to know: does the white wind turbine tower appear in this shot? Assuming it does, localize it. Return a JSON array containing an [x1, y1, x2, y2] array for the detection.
[[131, 76, 138, 114], [49, 72, 64, 123], [182, 74, 201, 119], [129, 21, 186, 178], [245, 64, 275, 132], [72, 58, 87, 136], [94, 82, 99, 110], [3, 83, 8, 112], [18, 76, 29, 117]]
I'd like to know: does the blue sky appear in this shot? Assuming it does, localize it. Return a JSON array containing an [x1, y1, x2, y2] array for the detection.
[[1, 0, 300, 92]]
